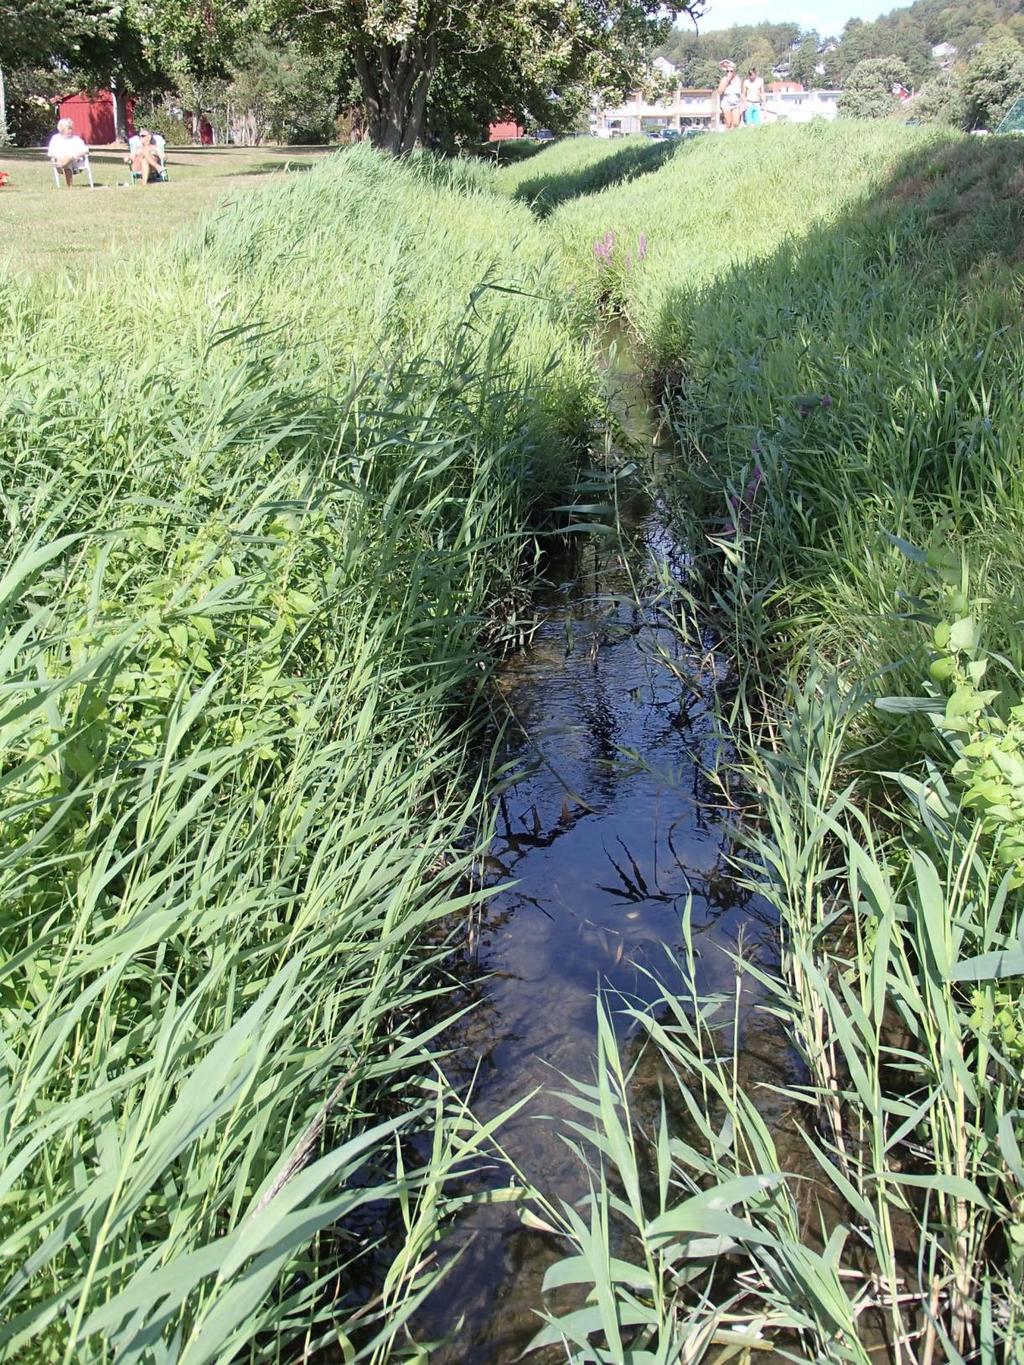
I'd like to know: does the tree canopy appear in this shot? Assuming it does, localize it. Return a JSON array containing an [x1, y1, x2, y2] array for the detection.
[[4, 0, 1024, 147], [962, 37, 1024, 128], [838, 56, 913, 118], [0, 0, 116, 71], [654, 0, 1024, 103], [266, 0, 704, 153]]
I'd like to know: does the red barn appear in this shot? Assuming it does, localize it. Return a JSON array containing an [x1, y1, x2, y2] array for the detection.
[[56, 91, 135, 144], [488, 120, 525, 141], [54, 91, 213, 145]]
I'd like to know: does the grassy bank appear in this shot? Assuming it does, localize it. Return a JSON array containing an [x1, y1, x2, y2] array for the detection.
[[532, 124, 1024, 1359], [496, 134, 674, 217], [10, 114, 1024, 1364], [0, 147, 595, 1361]]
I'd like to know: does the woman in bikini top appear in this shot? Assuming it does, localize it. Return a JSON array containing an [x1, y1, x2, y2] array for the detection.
[[717, 61, 743, 130]]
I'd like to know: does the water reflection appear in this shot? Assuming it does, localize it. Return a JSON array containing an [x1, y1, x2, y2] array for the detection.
[[419, 507, 781, 1363]]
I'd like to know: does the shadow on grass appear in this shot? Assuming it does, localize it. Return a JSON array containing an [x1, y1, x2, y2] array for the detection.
[[656, 133, 1024, 532], [215, 160, 318, 178], [476, 138, 545, 166], [513, 138, 681, 218]]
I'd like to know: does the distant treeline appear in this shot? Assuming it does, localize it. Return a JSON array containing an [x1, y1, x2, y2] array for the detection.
[[657, 0, 1024, 129]]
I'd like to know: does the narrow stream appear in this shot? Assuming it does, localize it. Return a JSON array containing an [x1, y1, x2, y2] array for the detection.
[[417, 344, 792, 1360]]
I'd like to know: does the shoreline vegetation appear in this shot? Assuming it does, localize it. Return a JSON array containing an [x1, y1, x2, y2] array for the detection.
[[3, 125, 1024, 1360], [536, 123, 1024, 1358], [0, 146, 597, 1362]]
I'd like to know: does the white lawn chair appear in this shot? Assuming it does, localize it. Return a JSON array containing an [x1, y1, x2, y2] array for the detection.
[[51, 154, 95, 188]]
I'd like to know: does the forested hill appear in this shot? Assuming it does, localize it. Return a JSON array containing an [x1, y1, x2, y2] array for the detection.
[[657, 0, 1024, 90]]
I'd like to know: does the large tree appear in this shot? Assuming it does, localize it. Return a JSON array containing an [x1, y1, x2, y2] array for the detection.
[[838, 55, 912, 118], [0, 0, 116, 139], [127, 0, 247, 139], [962, 37, 1024, 129], [270, 0, 704, 154]]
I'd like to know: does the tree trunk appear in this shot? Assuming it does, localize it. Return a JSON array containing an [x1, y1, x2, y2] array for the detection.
[[111, 79, 128, 142], [0, 65, 7, 147], [353, 37, 437, 155]]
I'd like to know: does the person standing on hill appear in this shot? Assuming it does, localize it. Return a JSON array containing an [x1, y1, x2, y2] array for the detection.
[[717, 61, 743, 130], [742, 68, 765, 124]]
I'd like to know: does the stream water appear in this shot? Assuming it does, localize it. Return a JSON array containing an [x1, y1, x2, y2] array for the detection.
[[416, 348, 795, 1360]]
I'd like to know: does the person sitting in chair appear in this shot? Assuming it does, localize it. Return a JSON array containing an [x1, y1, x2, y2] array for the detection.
[[47, 118, 89, 187], [127, 129, 165, 184]]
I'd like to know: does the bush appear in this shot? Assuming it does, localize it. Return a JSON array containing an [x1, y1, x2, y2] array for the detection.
[[6, 90, 56, 147], [838, 55, 913, 119], [131, 99, 189, 144], [962, 37, 1024, 131]]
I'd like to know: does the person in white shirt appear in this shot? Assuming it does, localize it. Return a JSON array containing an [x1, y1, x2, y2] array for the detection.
[[47, 118, 89, 187]]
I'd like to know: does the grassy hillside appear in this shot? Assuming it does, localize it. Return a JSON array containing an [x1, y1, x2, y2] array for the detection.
[[0, 146, 596, 1363], [534, 122, 1024, 1361], [552, 122, 1024, 679], [550, 120, 935, 351], [496, 134, 674, 216]]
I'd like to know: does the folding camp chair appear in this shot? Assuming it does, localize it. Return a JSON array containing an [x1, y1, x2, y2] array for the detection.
[[51, 154, 94, 188], [130, 159, 170, 186]]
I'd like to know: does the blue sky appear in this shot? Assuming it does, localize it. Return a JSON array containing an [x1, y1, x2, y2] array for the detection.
[[692, 0, 910, 39]]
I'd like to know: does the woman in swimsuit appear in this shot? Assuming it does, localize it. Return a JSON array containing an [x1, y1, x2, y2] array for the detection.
[[717, 61, 743, 131]]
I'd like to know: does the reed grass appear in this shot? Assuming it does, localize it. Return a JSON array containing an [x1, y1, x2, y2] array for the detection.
[[0, 146, 597, 1361], [525, 123, 1024, 1360]]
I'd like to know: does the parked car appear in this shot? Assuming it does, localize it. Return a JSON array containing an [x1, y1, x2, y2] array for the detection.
[[532, 128, 555, 143]]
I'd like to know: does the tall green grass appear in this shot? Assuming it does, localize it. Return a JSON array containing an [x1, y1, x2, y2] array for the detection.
[[525, 124, 1024, 1359], [497, 135, 675, 218], [550, 121, 940, 336], [0, 146, 596, 1361]]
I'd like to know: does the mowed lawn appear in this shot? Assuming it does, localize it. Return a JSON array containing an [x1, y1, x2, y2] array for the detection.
[[0, 143, 338, 274]]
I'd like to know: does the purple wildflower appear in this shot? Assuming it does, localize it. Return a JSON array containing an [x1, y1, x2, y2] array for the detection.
[[637, 233, 648, 261], [820, 393, 833, 408], [594, 230, 617, 265]]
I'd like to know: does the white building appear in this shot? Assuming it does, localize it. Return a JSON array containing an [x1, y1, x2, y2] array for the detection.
[[592, 82, 842, 135], [931, 42, 957, 68], [766, 88, 841, 122], [592, 87, 716, 135]]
